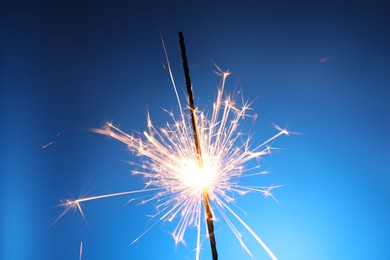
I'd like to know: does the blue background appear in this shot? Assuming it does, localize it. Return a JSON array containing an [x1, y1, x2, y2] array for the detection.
[[1, 1, 389, 259]]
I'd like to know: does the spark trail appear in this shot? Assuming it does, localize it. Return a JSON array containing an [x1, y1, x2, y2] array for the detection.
[[79, 241, 83, 260], [61, 34, 289, 259]]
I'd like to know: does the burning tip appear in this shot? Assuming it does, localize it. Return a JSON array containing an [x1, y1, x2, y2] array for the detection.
[[60, 198, 80, 208], [281, 129, 289, 136]]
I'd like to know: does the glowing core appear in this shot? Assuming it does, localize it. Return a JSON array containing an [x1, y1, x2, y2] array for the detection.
[[178, 158, 218, 193]]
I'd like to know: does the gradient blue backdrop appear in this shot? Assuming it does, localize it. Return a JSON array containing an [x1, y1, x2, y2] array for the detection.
[[1, 1, 389, 259]]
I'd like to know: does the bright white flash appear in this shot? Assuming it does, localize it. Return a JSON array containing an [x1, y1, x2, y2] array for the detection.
[[60, 55, 289, 260]]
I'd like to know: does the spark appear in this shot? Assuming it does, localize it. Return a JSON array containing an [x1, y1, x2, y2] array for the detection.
[[60, 36, 290, 259], [79, 241, 83, 260], [319, 56, 332, 63], [42, 129, 66, 149], [42, 141, 55, 149]]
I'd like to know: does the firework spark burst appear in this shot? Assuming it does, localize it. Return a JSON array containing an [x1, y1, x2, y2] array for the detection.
[[60, 36, 290, 260]]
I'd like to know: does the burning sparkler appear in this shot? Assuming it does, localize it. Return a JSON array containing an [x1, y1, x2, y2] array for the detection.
[[60, 33, 290, 259]]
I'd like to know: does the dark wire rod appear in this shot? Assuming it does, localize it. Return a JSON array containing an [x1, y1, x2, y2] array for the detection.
[[178, 31, 218, 260]]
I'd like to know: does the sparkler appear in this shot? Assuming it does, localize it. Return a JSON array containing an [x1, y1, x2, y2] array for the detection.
[[60, 33, 290, 259]]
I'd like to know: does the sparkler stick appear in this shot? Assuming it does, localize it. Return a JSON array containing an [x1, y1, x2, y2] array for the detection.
[[178, 32, 218, 260]]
